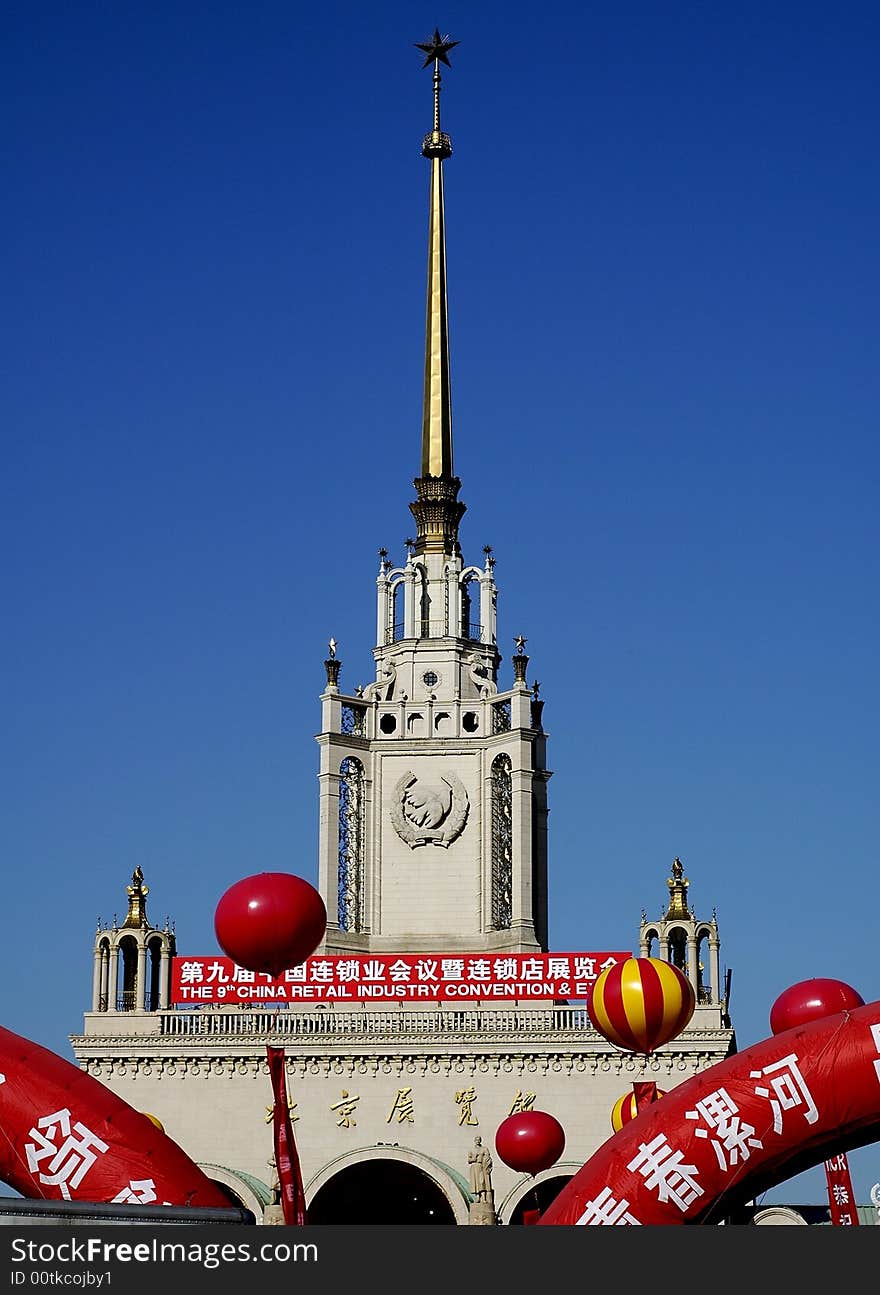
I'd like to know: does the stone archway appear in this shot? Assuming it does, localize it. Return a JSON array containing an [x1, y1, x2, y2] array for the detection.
[[497, 1164, 575, 1224], [306, 1146, 471, 1225], [198, 1163, 271, 1221]]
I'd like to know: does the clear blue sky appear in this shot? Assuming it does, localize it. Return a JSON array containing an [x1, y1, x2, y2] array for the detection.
[[4, 2, 879, 1209]]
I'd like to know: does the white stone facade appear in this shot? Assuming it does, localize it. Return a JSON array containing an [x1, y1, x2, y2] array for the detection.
[[71, 998, 734, 1223]]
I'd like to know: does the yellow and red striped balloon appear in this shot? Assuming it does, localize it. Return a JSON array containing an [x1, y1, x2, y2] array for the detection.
[[610, 1087, 666, 1132], [589, 957, 695, 1054]]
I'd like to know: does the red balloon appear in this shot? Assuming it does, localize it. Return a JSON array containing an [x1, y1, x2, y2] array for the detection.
[[769, 977, 864, 1035], [495, 1111, 565, 1176], [214, 872, 327, 976], [589, 957, 695, 1054]]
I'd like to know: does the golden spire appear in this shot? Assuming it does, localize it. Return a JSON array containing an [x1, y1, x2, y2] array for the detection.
[[122, 866, 149, 929], [409, 30, 466, 556], [665, 857, 691, 919]]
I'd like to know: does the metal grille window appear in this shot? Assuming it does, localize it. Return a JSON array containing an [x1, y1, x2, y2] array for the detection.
[[338, 757, 365, 932], [493, 700, 511, 733], [341, 704, 366, 737], [491, 753, 513, 929]]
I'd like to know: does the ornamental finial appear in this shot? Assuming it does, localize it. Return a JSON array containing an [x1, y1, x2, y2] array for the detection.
[[415, 29, 458, 159], [414, 28, 459, 69]]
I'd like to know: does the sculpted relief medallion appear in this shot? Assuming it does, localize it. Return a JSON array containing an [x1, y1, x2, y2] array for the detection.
[[391, 770, 469, 848]]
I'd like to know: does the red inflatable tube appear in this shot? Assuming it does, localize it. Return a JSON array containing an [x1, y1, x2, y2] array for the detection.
[[0, 1025, 230, 1209], [539, 999, 880, 1225]]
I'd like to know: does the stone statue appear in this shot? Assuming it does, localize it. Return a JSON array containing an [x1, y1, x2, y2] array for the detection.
[[468, 1135, 493, 1203], [262, 1153, 285, 1226], [267, 1153, 281, 1205]]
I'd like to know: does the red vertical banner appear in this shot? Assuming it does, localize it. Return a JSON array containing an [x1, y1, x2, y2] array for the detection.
[[632, 1081, 658, 1113], [824, 1153, 859, 1226], [267, 1045, 307, 1225]]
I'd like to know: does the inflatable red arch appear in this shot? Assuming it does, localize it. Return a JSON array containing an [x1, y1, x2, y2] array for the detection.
[[0, 1025, 230, 1208], [539, 999, 880, 1225]]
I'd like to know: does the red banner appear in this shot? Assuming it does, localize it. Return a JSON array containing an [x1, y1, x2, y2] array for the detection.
[[267, 1046, 306, 1226], [632, 1081, 659, 1113], [538, 1001, 880, 1225], [824, 1152, 860, 1225], [171, 951, 629, 1004]]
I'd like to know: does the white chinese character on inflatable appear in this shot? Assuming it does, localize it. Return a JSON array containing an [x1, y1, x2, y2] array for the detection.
[[112, 1178, 158, 1204], [575, 1185, 641, 1226], [684, 1087, 763, 1170], [627, 1133, 704, 1213], [25, 1109, 109, 1199], [750, 1053, 818, 1134], [871, 1023, 880, 1084]]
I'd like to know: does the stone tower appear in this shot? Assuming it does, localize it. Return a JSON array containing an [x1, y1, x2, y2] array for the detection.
[[315, 36, 549, 961], [70, 36, 736, 1226]]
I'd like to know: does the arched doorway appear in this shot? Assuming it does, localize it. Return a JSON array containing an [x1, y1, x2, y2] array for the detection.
[[308, 1158, 456, 1224], [506, 1173, 572, 1224]]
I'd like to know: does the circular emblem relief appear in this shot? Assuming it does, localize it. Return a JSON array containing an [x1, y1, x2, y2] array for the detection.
[[391, 770, 469, 848]]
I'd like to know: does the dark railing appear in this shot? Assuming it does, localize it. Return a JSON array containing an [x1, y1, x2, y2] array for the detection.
[[390, 620, 483, 643]]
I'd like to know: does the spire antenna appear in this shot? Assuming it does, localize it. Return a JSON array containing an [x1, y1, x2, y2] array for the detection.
[[415, 28, 459, 148], [410, 29, 465, 557]]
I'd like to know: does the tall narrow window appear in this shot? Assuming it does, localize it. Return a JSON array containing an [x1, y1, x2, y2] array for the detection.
[[118, 936, 138, 1011], [391, 581, 404, 643], [419, 572, 430, 638], [338, 757, 365, 932], [491, 753, 513, 928]]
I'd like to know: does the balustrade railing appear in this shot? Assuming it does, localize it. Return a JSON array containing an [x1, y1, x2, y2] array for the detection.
[[156, 1006, 595, 1038]]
